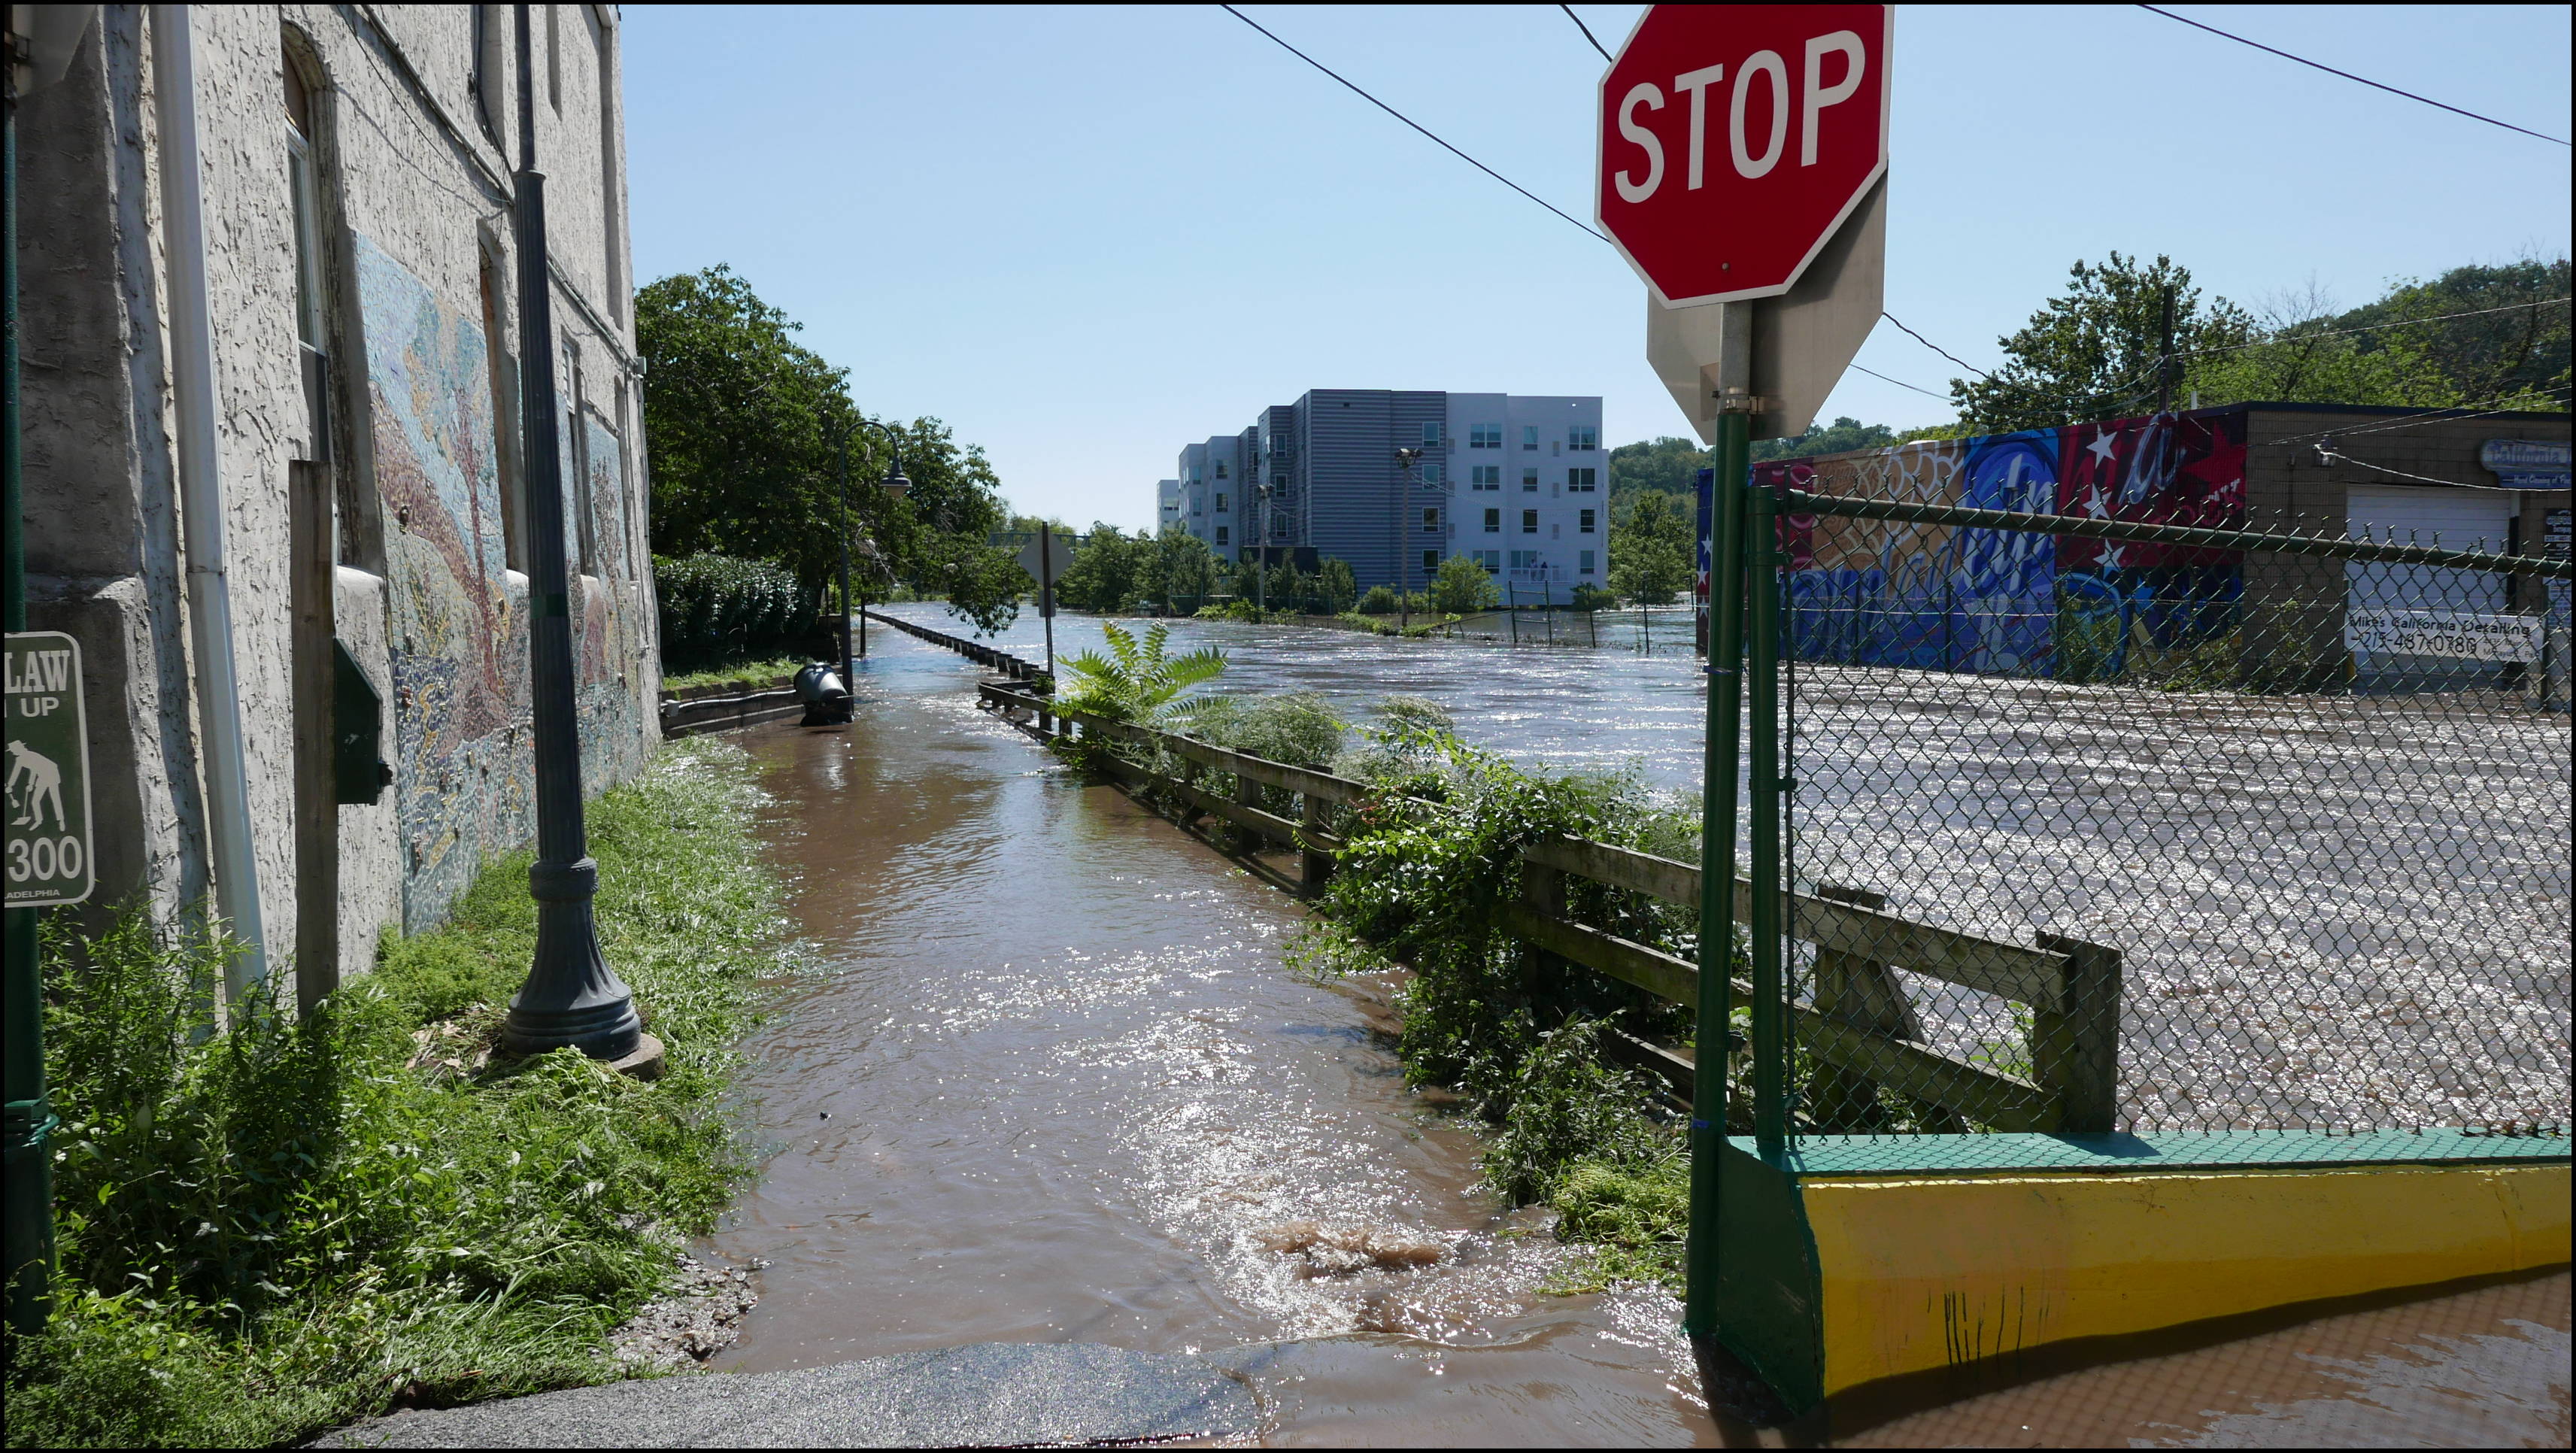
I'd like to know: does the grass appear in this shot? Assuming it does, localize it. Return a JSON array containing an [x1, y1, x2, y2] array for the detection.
[[660, 654, 809, 696], [5, 738, 790, 1449]]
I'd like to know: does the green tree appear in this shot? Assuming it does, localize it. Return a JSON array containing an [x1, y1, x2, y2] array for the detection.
[[1150, 526, 1218, 613], [1750, 415, 1900, 462], [1316, 557, 1360, 614], [1052, 523, 1151, 612], [1952, 252, 2255, 432], [1430, 553, 1499, 615], [636, 265, 1023, 635], [1609, 490, 1695, 605], [1610, 436, 1705, 499], [2321, 256, 2568, 407]]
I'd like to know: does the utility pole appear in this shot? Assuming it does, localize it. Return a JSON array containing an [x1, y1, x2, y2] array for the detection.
[[2156, 283, 2177, 415], [498, 4, 648, 1067]]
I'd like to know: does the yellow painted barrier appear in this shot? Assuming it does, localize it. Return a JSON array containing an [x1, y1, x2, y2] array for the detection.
[[1802, 1161, 2572, 1396]]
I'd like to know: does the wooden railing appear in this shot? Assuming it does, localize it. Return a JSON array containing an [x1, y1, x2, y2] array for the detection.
[[974, 679, 2120, 1136], [863, 608, 1052, 684]]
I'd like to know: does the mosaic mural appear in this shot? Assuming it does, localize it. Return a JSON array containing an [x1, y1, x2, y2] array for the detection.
[[1749, 409, 2250, 679], [353, 235, 654, 929]]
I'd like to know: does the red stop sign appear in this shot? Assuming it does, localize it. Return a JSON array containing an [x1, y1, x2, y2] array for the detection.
[[1597, 5, 1890, 306]]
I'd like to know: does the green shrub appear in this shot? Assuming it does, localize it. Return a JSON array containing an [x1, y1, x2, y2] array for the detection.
[[1430, 555, 1499, 616], [653, 554, 809, 669], [1188, 692, 1345, 769], [8, 739, 786, 1448], [1356, 584, 1399, 615]]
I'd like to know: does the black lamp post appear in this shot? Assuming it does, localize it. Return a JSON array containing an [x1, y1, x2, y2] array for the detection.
[[499, 5, 644, 1065], [836, 417, 909, 668], [1392, 446, 1423, 630]]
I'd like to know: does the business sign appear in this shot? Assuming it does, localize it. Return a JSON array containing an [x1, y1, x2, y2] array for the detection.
[[2479, 438, 2572, 490], [6, 631, 96, 907], [2344, 609, 2540, 663]]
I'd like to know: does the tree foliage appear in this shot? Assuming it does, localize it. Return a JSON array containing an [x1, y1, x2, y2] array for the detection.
[[635, 265, 1023, 635], [1952, 252, 2255, 432], [1609, 490, 1695, 605], [1430, 553, 1499, 615]]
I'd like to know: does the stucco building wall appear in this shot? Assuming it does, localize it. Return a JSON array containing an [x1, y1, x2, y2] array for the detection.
[[16, 5, 658, 1003]]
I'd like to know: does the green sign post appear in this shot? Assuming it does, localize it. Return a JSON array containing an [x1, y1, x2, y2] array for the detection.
[[6, 631, 92, 908]]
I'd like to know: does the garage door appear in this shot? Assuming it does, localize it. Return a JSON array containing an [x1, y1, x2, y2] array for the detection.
[[2344, 487, 2517, 682], [2344, 486, 2513, 614]]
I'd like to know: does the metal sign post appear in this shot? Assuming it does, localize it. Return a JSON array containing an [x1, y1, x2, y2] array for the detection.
[[1016, 531, 1073, 678], [1597, 3, 1893, 1343]]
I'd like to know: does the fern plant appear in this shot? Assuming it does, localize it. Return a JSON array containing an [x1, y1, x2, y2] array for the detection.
[[1056, 621, 1229, 724]]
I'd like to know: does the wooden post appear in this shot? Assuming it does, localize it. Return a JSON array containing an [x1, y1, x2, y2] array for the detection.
[[1234, 764, 1265, 848], [1807, 884, 1968, 1133], [1300, 793, 1333, 895], [1519, 857, 1567, 1005], [2034, 933, 2122, 1135]]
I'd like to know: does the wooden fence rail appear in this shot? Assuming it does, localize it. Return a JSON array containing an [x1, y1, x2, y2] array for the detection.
[[961, 669, 2120, 1135]]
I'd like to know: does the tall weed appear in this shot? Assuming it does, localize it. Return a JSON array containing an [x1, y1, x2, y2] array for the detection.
[[7, 739, 785, 1448]]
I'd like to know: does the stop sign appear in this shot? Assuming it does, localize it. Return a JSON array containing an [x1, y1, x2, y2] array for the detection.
[[1598, 5, 1890, 307]]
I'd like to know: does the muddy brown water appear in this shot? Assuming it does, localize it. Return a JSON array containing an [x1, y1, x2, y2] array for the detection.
[[701, 623, 2568, 1445]]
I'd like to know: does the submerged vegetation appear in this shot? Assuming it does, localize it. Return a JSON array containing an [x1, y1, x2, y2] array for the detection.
[[5, 740, 788, 1449]]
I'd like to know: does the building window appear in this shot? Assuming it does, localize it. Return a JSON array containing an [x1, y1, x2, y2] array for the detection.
[[1191, 498, 1202, 515], [1570, 426, 1598, 451], [1421, 421, 1445, 447], [1522, 510, 1539, 534], [1569, 468, 1598, 492], [1215, 460, 1227, 479], [1482, 508, 1500, 532], [1422, 507, 1440, 532], [1423, 550, 1440, 572], [1579, 508, 1597, 533], [1522, 426, 1538, 451], [1422, 462, 1444, 485], [1471, 465, 1500, 490], [1215, 492, 1227, 511], [1579, 549, 1597, 575], [1522, 469, 1539, 492], [1511, 549, 1538, 570], [1215, 526, 1230, 544], [1470, 423, 1502, 448]]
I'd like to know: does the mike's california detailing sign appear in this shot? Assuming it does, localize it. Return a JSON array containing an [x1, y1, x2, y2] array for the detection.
[[2480, 438, 2572, 490], [2344, 609, 2541, 663], [6, 632, 95, 906]]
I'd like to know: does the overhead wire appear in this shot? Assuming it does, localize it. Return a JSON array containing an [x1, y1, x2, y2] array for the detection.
[[1218, 5, 1609, 244], [2137, 5, 2569, 147], [1559, 5, 1613, 64]]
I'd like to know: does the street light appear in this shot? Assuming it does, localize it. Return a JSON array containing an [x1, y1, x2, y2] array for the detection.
[[499, 3, 642, 1066], [1392, 447, 1423, 631], [1253, 482, 1273, 617], [834, 417, 909, 672]]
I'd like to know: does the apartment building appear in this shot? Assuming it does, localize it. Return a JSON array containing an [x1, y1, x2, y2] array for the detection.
[[1161, 390, 1607, 601]]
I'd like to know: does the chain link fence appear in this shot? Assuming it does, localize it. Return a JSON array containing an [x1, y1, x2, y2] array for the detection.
[[1749, 490, 2569, 1140]]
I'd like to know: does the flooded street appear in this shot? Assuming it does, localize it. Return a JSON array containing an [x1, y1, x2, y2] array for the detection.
[[700, 617, 2568, 1445]]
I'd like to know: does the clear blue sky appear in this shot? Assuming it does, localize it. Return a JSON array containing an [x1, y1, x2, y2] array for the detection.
[[622, 5, 2572, 531]]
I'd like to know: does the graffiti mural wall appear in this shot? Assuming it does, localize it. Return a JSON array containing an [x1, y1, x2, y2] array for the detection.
[[354, 235, 656, 929], [1757, 409, 2249, 679]]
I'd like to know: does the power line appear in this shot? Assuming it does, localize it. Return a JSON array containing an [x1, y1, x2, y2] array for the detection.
[[1880, 311, 1993, 380], [1218, 5, 1609, 244], [1560, 5, 1612, 64], [2138, 5, 2571, 147], [1851, 363, 1948, 400]]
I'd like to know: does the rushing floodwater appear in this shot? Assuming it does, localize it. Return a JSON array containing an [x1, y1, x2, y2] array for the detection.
[[699, 614, 2570, 1445]]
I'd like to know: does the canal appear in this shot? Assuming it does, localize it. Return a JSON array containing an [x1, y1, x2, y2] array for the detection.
[[699, 608, 2568, 1445]]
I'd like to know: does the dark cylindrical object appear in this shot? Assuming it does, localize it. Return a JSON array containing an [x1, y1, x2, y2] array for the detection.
[[1682, 416, 1747, 1337], [499, 5, 639, 1060], [5, 42, 62, 1338]]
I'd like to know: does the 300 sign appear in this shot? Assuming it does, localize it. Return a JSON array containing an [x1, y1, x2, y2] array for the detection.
[[6, 632, 96, 908]]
